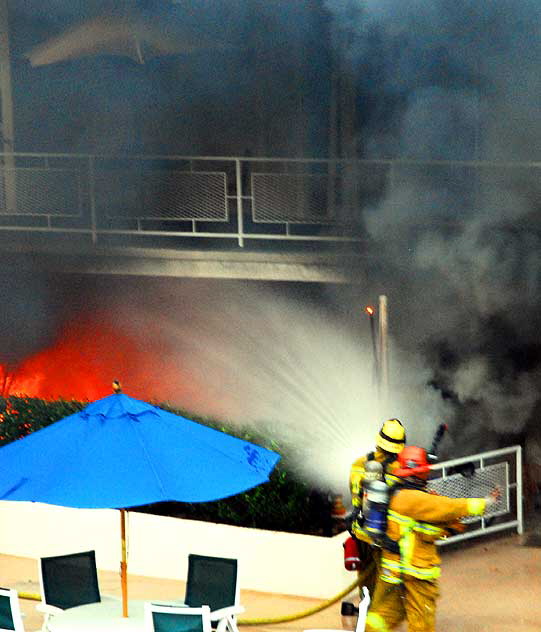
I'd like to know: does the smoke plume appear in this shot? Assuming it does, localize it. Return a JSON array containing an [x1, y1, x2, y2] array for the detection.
[[324, 0, 541, 463]]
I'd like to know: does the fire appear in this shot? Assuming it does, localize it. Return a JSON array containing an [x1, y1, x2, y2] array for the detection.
[[365, 306, 375, 316], [0, 311, 224, 413]]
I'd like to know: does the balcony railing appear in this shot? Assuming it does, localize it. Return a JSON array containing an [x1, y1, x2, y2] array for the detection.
[[0, 152, 539, 249]]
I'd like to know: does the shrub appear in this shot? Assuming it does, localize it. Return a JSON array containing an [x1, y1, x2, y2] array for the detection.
[[0, 396, 84, 444]]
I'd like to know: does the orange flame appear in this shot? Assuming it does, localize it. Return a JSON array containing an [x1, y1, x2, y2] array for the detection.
[[0, 311, 233, 416], [365, 306, 375, 316]]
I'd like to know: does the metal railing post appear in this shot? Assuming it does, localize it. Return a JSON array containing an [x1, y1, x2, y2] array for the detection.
[[88, 155, 97, 244], [235, 158, 244, 247], [516, 445, 523, 535], [0, 0, 16, 213]]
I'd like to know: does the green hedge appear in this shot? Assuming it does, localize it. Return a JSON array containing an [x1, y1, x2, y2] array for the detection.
[[0, 396, 336, 536]]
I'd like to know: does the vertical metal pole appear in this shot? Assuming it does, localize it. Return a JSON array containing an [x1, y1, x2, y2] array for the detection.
[[0, 0, 16, 213], [516, 446, 523, 535], [88, 156, 97, 244], [120, 509, 128, 617], [328, 21, 339, 222], [378, 295, 389, 401], [366, 307, 379, 388], [235, 158, 244, 248]]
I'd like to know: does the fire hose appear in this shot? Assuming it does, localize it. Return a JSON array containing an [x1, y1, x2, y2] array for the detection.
[[17, 564, 374, 626], [238, 562, 374, 625], [17, 592, 41, 601]]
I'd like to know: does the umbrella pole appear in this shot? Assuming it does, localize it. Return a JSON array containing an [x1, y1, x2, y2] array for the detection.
[[120, 509, 128, 617]]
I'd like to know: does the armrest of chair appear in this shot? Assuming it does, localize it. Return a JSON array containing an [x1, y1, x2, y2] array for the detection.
[[35, 604, 63, 616], [36, 604, 63, 632], [100, 595, 122, 603], [209, 605, 245, 620]]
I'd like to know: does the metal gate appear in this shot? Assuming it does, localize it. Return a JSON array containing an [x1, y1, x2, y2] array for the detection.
[[428, 445, 523, 545]]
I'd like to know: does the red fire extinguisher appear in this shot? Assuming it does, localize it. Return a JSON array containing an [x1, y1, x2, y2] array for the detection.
[[343, 536, 361, 571]]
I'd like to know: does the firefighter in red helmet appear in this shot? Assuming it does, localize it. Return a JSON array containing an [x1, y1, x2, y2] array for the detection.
[[365, 445, 500, 632], [348, 419, 406, 596]]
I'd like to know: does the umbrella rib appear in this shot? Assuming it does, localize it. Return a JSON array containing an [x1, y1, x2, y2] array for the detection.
[[131, 418, 168, 501]]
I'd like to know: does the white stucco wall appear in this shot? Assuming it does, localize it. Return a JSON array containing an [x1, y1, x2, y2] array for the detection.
[[0, 501, 352, 598]]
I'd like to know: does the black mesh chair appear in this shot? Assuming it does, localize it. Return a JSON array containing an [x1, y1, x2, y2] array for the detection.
[[0, 588, 25, 632], [37, 551, 102, 632], [184, 555, 244, 632], [145, 604, 212, 632]]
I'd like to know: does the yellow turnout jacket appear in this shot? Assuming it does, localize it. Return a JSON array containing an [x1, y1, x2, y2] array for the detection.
[[380, 488, 487, 584]]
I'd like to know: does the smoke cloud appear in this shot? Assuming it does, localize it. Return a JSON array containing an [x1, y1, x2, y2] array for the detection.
[[324, 0, 541, 461], [2, 0, 541, 493]]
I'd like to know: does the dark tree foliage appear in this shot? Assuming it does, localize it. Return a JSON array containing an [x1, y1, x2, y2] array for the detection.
[[0, 396, 335, 536]]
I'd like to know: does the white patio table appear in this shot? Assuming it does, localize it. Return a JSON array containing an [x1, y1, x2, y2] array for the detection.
[[47, 598, 153, 632]]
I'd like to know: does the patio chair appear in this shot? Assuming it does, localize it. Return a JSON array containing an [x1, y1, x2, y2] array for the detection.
[[0, 588, 25, 632], [145, 603, 212, 632], [36, 550, 102, 632], [184, 554, 244, 632]]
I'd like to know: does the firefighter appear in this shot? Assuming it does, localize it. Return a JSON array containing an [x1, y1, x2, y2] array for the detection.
[[348, 418, 406, 596], [365, 445, 501, 632]]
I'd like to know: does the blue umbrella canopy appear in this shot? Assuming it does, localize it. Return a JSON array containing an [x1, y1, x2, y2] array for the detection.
[[0, 392, 280, 618], [0, 393, 281, 508]]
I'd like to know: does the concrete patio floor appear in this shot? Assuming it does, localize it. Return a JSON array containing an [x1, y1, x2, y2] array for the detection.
[[3, 532, 540, 632]]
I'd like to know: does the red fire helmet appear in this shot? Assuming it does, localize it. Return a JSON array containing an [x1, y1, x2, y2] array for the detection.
[[393, 445, 431, 479]]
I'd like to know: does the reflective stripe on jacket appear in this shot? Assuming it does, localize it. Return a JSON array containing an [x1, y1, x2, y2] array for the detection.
[[380, 488, 487, 584]]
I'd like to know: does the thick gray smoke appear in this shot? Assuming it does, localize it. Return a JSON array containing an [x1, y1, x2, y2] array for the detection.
[[0, 269, 63, 372], [11, 1, 328, 156], [324, 0, 541, 463]]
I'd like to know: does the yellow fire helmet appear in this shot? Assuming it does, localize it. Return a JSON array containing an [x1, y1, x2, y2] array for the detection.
[[376, 418, 406, 454]]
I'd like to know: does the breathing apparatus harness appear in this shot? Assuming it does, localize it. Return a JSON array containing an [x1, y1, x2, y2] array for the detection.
[[346, 449, 396, 535], [359, 426, 448, 556], [362, 478, 418, 555], [369, 449, 397, 473]]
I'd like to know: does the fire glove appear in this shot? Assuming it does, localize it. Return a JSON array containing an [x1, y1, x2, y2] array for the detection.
[[484, 486, 502, 507]]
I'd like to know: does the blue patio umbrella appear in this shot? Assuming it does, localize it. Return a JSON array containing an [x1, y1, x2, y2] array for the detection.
[[0, 391, 280, 616]]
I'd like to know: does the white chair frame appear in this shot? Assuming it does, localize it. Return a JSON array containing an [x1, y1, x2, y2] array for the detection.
[[356, 587, 371, 632], [144, 604, 212, 632], [0, 588, 25, 632]]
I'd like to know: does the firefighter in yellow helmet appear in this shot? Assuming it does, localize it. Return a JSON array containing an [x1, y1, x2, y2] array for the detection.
[[348, 418, 406, 596], [365, 445, 500, 632]]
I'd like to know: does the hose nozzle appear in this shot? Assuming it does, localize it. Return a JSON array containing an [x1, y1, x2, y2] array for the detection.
[[428, 423, 448, 463]]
